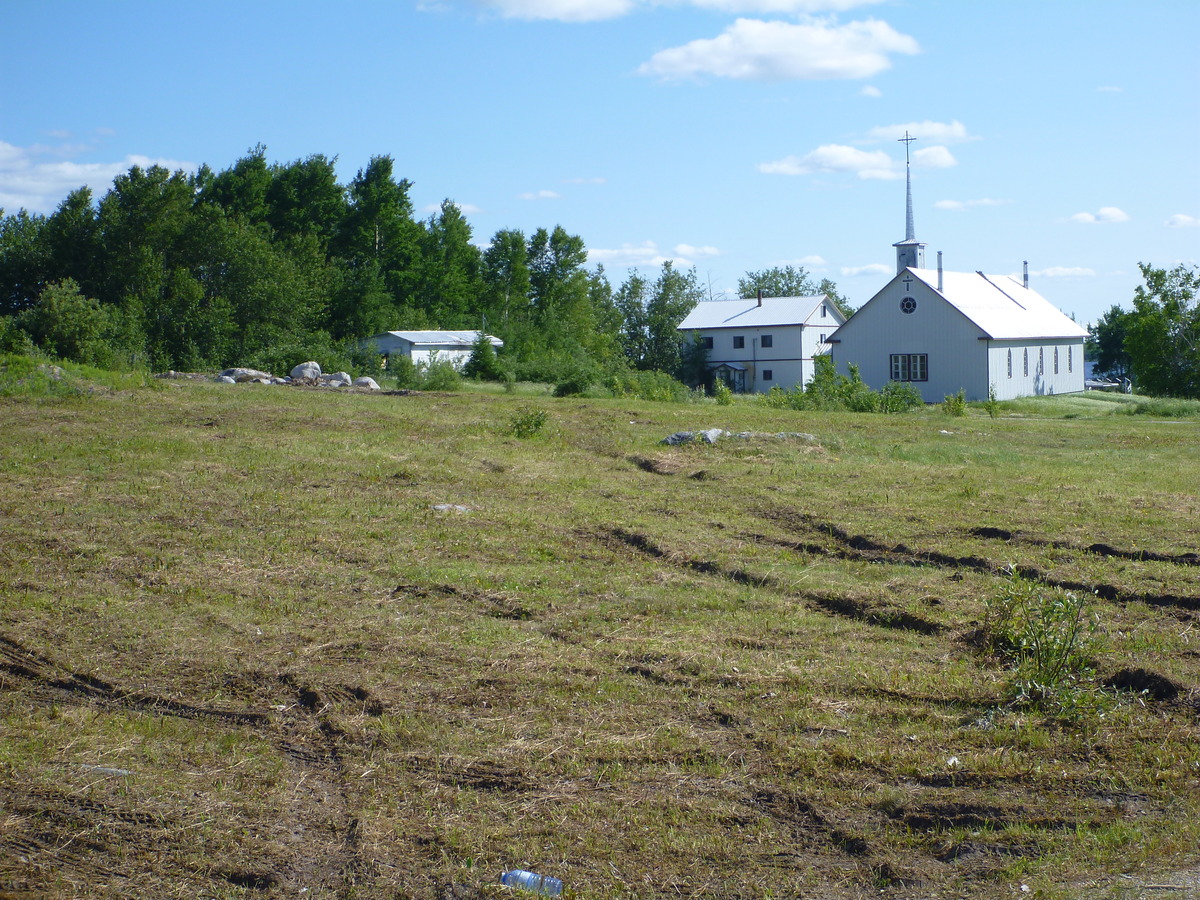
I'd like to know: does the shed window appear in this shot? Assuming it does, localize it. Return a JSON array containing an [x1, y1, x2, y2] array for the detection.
[[890, 353, 928, 382], [733, 336, 745, 349], [760, 335, 773, 349]]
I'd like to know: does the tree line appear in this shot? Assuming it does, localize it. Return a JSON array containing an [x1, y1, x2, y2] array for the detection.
[[0, 147, 849, 389], [1088, 263, 1200, 399]]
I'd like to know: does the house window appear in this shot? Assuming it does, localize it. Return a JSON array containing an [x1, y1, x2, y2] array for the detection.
[[761, 335, 773, 348], [762, 369, 773, 381], [1068, 346, 1073, 372], [700, 336, 713, 350], [1007, 349, 1013, 378], [1023, 349, 1029, 376], [1054, 347, 1059, 374], [890, 353, 928, 382], [733, 336, 745, 349], [819, 334, 827, 344], [820, 304, 828, 318]]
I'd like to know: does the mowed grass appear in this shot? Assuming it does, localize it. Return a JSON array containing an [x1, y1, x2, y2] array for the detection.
[[1, 371, 1198, 900]]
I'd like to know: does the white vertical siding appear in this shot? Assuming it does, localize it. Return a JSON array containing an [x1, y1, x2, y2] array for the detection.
[[987, 338, 1086, 400]]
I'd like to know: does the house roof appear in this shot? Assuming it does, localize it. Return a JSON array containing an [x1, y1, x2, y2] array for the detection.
[[678, 295, 832, 330], [376, 330, 502, 347], [907, 268, 1088, 340]]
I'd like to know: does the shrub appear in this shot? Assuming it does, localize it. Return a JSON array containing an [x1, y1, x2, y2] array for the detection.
[[878, 380, 924, 413], [943, 388, 967, 417], [419, 358, 462, 391], [983, 383, 1000, 419], [509, 405, 548, 438], [713, 379, 733, 406], [463, 335, 504, 381], [982, 570, 1100, 708]]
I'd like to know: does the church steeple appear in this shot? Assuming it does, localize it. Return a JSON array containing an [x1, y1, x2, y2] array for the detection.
[[893, 131, 926, 273]]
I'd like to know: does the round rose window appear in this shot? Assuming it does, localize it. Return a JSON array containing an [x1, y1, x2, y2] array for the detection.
[[900, 297, 917, 314]]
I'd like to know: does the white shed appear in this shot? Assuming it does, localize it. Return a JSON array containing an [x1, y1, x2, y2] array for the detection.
[[828, 267, 1088, 402], [677, 295, 845, 393], [363, 330, 503, 370]]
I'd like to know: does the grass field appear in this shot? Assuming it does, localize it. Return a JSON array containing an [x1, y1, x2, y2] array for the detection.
[[1, 362, 1198, 899]]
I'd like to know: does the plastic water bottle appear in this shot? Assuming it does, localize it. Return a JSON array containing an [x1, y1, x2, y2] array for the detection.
[[500, 869, 563, 896]]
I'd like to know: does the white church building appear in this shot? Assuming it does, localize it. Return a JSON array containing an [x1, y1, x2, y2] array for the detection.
[[828, 137, 1088, 403]]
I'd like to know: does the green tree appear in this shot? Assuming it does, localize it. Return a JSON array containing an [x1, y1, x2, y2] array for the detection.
[[482, 228, 531, 331], [19, 278, 111, 364], [1089, 304, 1132, 380], [643, 261, 702, 375], [0, 209, 49, 316], [615, 270, 650, 367], [265, 154, 347, 248], [197, 145, 274, 225], [1125, 262, 1200, 398], [416, 200, 483, 327], [739, 265, 854, 317]]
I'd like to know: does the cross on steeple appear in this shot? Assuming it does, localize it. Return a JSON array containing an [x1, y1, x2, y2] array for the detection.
[[892, 129, 926, 273]]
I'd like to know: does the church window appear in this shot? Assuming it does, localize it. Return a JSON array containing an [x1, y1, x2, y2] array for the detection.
[[890, 353, 928, 382], [1007, 350, 1013, 378], [900, 296, 917, 314], [761, 334, 773, 348], [733, 336, 745, 349], [1023, 349, 1029, 376], [1054, 347, 1059, 374], [1039, 348, 1045, 375], [1068, 346, 1073, 372]]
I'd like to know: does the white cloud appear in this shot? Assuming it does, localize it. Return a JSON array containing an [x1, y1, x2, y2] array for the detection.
[[0, 140, 196, 215], [913, 145, 956, 168], [934, 197, 1009, 211], [1029, 266, 1096, 278], [1070, 206, 1129, 224], [865, 120, 976, 145], [674, 243, 722, 258], [1166, 213, 1199, 228], [637, 17, 919, 82], [689, 0, 884, 12], [563, 176, 607, 184], [759, 143, 898, 179], [860, 84, 882, 98], [1097, 85, 1122, 93], [795, 254, 826, 266], [841, 263, 890, 277], [519, 189, 561, 200], [481, 0, 635, 22]]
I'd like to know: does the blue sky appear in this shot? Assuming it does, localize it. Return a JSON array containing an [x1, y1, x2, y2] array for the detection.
[[2, 0, 1197, 325]]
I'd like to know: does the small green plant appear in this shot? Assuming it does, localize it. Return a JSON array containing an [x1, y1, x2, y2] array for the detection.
[[509, 405, 548, 438], [982, 570, 1100, 708], [943, 388, 967, 417], [712, 379, 733, 406], [984, 383, 1000, 419]]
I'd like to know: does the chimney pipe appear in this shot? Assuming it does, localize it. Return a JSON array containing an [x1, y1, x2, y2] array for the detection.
[[1023, 261, 1029, 289], [937, 251, 943, 292], [757, 288, 762, 307]]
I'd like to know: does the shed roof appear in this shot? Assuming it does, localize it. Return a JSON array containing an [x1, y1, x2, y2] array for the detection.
[[377, 330, 502, 347], [908, 269, 1088, 340], [678, 295, 832, 330]]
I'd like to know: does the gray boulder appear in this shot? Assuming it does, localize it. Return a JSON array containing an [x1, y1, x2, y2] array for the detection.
[[291, 361, 322, 380], [221, 367, 274, 381], [353, 376, 380, 390], [215, 375, 237, 384], [323, 371, 352, 387]]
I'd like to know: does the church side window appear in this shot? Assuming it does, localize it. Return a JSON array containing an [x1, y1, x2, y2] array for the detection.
[[1054, 347, 1059, 374], [1023, 349, 1029, 377], [1039, 348, 1044, 375], [1068, 346, 1073, 372], [1007, 350, 1013, 378], [890, 353, 928, 382]]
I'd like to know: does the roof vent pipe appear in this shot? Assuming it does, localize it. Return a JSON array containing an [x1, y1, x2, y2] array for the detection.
[[757, 288, 763, 307], [937, 251, 943, 292], [1023, 261, 1029, 289]]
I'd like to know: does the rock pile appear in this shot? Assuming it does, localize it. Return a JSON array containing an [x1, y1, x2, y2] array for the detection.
[[208, 361, 380, 390], [661, 429, 819, 446]]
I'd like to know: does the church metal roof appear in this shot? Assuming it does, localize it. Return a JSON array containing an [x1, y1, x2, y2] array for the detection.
[[908, 269, 1089, 340], [678, 295, 831, 330]]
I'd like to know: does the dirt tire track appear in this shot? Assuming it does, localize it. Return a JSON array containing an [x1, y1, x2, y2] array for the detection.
[[589, 527, 946, 635], [967, 526, 1200, 567], [755, 509, 1200, 616]]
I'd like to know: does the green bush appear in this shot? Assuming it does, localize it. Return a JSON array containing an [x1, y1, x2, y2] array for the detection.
[[509, 405, 548, 438], [982, 570, 1100, 708], [604, 369, 692, 403], [943, 388, 967, 417], [419, 358, 462, 391], [463, 335, 505, 381], [878, 380, 924, 413], [713, 379, 733, 406], [983, 383, 1001, 419]]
